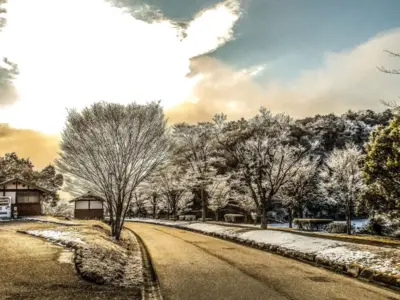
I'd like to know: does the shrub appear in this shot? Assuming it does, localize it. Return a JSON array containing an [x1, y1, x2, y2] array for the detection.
[[184, 215, 196, 221], [224, 214, 245, 223], [43, 200, 73, 218], [293, 218, 333, 231], [325, 222, 354, 234], [361, 215, 399, 236]]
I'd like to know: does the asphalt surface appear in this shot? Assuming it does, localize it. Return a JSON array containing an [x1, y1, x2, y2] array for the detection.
[[0, 221, 140, 300], [125, 222, 400, 300]]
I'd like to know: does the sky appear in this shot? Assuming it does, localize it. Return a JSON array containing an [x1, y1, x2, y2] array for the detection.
[[0, 0, 399, 168]]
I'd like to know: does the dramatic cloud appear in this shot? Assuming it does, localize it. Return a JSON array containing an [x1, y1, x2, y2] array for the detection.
[[0, 0, 241, 134], [0, 58, 18, 105], [0, 1, 18, 106], [167, 29, 400, 122], [0, 124, 59, 169], [166, 56, 267, 123]]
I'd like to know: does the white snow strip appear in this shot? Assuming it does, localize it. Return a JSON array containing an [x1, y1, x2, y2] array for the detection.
[[26, 229, 85, 244]]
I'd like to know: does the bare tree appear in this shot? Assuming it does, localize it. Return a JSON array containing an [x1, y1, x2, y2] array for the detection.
[[378, 50, 400, 75], [319, 143, 364, 235], [378, 50, 400, 111], [56, 102, 169, 240]]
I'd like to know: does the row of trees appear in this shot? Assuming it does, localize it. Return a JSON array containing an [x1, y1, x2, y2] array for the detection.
[[56, 100, 399, 238]]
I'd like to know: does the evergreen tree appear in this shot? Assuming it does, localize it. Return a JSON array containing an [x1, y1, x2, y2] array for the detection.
[[362, 117, 400, 219]]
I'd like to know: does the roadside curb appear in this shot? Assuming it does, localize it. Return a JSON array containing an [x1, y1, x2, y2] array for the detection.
[[125, 227, 163, 300], [129, 220, 400, 292]]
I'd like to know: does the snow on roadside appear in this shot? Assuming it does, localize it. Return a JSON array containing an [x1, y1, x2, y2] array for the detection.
[[129, 218, 400, 276], [26, 229, 85, 244]]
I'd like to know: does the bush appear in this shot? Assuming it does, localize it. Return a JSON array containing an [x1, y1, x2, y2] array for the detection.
[[224, 214, 245, 223], [361, 215, 399, 236], [325, 222, 354, 234], [293, 218, 333, 231], [43, 200, 73, 218], [184, 215, 196, 221]]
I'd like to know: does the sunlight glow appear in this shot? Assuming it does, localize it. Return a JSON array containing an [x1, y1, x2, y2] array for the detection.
[[0, 0, 240, 134]]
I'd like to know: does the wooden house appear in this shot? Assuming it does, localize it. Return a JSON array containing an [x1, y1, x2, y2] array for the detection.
[[69, 192, 105, 220], [0, 177, 52, 217]]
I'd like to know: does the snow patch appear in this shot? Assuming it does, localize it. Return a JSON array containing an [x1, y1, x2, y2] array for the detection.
[[26, 229, 85, 244]]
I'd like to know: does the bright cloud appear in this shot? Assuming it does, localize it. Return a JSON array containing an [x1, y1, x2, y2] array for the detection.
[[167, 29, 400, 123], [0, 0, 241, 134]]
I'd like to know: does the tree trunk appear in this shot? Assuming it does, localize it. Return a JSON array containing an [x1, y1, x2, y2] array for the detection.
[[346, 197, 352, 235], [215, 209, 219, 221], [201, 187, 206, 222], [260, 202, 268, 229], [288, 207, 293, 228], [297, 207, 303, 219], [172, 201, 177, 221], [153, 196, 157, 219]]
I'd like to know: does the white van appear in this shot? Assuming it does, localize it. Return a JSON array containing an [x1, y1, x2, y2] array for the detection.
[[0, 196, 11, 219]]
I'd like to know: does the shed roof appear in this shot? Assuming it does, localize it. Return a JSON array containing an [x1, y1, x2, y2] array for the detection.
[[0, 177, 53, 194], [69, 191, 105, 203]]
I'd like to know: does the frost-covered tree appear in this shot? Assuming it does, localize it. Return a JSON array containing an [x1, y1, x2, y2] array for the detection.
[[139, 176, 165, 219], [207, 175, 231, 221], [155, 164, 192, 220], [172, 122, 217, 221], [56, 102, 169, 240], [131, 189, 148, 218], [229, 177, 257, 222], [215, 108, 314, 229], [320, 143, 364, 235], [278, 157, 319, 227]]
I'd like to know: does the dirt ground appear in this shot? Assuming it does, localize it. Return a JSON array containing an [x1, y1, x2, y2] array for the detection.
[[0, 221, 141, 300]]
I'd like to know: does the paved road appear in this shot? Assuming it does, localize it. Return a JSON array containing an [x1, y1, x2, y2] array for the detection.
[[0, 221, 140, 300], [125, 222, 400, 300]]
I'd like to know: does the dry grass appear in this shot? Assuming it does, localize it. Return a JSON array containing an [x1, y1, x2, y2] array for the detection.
[[24, 221, 144, 288]]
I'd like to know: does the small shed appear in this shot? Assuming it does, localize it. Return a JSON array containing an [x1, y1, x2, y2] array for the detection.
[[0, 177, 52, 217], [69, 192, 105, 220]]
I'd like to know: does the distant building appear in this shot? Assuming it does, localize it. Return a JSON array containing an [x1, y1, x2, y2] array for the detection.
[[0, 177, 53, 217], [69, 192, 105, 220]]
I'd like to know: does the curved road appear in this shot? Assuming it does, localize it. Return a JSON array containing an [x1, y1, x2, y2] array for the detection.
[[126, 222, 400, 300]]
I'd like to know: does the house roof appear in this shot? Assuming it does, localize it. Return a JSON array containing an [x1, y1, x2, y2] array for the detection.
[[69, 191, 105, 203], [0, 177, 53, 194]]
